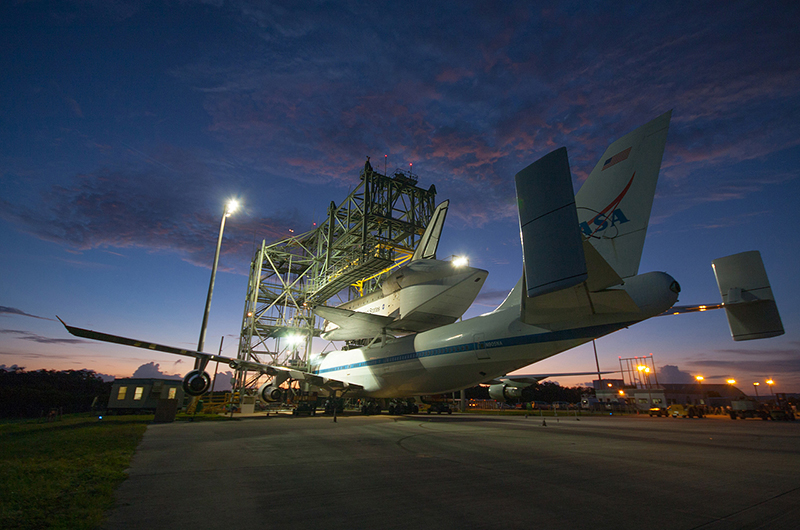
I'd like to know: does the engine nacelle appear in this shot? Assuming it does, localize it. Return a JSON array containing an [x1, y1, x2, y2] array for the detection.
[[182, 369, 211, 396], [258, 382, 284, 402], [488, 384, 523, 402]]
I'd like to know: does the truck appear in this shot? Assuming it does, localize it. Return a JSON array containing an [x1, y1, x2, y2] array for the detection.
[[729, 398, 768, 420], [667, 404, 705, 418]]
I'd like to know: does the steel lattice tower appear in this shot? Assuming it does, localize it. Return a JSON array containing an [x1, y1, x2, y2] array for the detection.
[[234, 164, 437, 394]]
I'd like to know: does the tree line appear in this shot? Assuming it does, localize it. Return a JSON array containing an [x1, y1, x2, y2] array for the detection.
[[0, 367, 111, 419]]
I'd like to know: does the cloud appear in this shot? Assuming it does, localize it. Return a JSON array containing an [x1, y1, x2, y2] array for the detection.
[[0, 307, 53, 321], [211, 370, 235, 392], [657, 365, 696, 384], [131, 362, 183, 380], [710, 345, 800, 358], [0, 329, 88, 345], [5, 1, 799, 262], [687, 358, 800, 375], [164, 2, 800, 230], [0, 350, 78, 361], [94, 371, 116, 382], [0, 151, 303, 273], [474, 288, 514, 308]]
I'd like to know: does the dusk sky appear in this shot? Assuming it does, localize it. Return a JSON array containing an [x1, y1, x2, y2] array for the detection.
[[2, 1, 799, 393]]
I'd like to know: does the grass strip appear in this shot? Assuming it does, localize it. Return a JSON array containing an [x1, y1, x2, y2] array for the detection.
[[0, 414, 150, 529]]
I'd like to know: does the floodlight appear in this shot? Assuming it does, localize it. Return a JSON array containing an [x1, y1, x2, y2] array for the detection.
[[452, 256, 469, 267], [225, 199, 240, 217]]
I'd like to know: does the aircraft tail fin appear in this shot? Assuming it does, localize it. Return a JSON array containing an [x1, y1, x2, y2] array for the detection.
[[576, 111, 671, 279], [712, 251, 784, 341], [412, 200, 449, 261]]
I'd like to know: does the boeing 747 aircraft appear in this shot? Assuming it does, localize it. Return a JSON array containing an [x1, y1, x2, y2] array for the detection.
[[61, 111, 784, 404]]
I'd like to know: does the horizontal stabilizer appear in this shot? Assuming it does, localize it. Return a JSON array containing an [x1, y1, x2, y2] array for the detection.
[[712, 251, 784, 341], [516, 147, 587, 298], [315, 305, 396, 341], [663, 303, 724, 316]]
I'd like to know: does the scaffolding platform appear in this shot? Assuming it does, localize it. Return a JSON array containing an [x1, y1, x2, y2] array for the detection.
[[234, 164, 437, 393]]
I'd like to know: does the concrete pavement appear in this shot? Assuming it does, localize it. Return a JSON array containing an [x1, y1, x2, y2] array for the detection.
[[103, 413, 800, 529]]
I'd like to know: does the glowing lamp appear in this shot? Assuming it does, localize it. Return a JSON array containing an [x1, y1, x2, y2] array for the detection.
[[452, 256, 469, 267], [225, 199, 239, 217]]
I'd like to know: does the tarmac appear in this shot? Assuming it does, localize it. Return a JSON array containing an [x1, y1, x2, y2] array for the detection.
[[103, 412, 800, 530]]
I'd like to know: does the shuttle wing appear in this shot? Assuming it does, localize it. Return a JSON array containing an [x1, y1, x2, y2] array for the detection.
[[315, 306, 396, 341]]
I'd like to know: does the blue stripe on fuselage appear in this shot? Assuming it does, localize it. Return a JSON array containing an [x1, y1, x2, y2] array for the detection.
[[314, 320, 637, 375]]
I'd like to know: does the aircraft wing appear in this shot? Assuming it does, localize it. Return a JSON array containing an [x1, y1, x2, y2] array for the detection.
[[661, 303, 725, 315], [489, 371, 616, 387], [315, 305, 396, 341], [58, 317, 361, 392]]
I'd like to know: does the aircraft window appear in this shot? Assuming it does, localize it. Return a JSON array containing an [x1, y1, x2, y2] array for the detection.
[[117, 386, 127, 400], [168, 387, 177, 399], [134, 387, 144, 400]]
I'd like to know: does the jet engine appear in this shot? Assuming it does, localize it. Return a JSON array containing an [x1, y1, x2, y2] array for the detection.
[[258, 382, 284, 402], [488, 383, 523, 402], [182, 369, 211, 396]]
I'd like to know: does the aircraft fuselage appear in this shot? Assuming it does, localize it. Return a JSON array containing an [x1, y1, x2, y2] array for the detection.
[[313, 271, 679, 397]]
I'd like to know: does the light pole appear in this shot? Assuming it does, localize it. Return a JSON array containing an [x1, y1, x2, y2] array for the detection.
[[197, 199, 239, 354], [766, 379, 775, 398], [753, 382, 760, 400]]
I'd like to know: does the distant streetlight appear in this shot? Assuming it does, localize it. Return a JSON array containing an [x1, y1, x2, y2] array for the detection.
[[753, 382, 760, 399], [636, 364, 647, 388], [766, 379, 775, 397], [726, 379, 736, 385], [695, 375, 704, 384], [197, 199, 239, 353]]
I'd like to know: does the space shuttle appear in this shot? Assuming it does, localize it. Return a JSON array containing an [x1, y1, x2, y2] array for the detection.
[[315, 200, 488, 341], [60, 110, 785, 405]]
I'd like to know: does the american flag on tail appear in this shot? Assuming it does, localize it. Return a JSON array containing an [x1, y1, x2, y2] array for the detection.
[[602, 147, 631, 171]]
